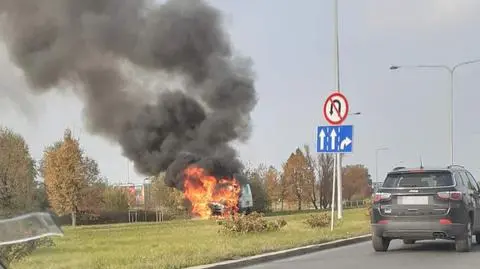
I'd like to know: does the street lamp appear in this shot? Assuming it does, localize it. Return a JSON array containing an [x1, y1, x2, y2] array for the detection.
[[390, 59, 480, 165], [375, 147, 389, 182], [331, 0, 360, 223], [332, 0, 342, 224]]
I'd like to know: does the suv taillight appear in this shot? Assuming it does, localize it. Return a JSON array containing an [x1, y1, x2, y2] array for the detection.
[[437, 191, 462, 201], [373, 192, 391, 203]]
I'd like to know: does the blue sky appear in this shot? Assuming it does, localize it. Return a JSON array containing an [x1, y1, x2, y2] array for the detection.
[[2, 0, 480, 184]]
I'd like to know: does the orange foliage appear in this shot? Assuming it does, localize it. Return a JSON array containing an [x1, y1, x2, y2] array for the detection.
[[342, 164, 370, 200]]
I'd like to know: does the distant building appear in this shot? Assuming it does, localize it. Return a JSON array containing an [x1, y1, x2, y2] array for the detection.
[[114, 179, 152, 209]]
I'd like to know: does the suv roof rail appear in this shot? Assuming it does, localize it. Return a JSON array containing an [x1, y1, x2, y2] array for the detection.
[[392, 166, 406, 171], [447, 164, 464, 169]]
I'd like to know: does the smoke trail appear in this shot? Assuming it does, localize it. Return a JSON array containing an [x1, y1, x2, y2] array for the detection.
[[0, 0, 257, 189]]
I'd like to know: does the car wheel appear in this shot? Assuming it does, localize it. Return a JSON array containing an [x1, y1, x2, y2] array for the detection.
[[372, 234, 390, 252], [403, 239, 416, 245], [455, 220, 473, 252]]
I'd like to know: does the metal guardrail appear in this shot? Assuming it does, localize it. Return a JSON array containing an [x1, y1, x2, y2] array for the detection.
[[343, 200, 367, 208], [269, 199, 368, 212]]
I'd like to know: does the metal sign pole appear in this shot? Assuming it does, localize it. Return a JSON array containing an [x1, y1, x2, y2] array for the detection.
[[330, 156, 337, 231], [333, 0, 343, 220]]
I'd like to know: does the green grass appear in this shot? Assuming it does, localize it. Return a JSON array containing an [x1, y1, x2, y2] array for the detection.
[[11, 208, 370, 269]]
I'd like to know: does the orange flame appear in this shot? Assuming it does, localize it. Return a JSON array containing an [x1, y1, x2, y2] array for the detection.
[[183, 166, 241, 219]]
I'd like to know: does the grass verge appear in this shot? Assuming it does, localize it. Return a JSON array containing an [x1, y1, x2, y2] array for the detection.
[[11, 208, 370, 269]]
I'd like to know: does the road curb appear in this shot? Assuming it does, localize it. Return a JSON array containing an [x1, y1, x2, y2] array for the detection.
[[186, 234, 372, 269]]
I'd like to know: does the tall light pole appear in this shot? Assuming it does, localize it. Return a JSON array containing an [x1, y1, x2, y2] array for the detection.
[[333, 0, 343, 220], [390, 59, 480, 165], [375, 147, 389, 182]]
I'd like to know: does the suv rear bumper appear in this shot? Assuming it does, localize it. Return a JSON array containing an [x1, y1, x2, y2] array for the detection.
[[372, 221, 466, 240]]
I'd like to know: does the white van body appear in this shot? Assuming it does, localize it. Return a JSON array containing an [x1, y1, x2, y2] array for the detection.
[[238, 183, 253, 214]]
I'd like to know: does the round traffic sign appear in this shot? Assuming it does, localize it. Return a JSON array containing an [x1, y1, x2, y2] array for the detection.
[[323, 92, 349, 125]]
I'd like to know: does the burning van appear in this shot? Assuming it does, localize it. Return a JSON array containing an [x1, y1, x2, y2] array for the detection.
[[182, 163, 253, 219], [210, 181, 253, 216], [210, 183, 253, 215]]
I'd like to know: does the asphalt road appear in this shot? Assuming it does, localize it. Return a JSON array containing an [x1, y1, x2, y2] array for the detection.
[[243, 239, 480, 269]]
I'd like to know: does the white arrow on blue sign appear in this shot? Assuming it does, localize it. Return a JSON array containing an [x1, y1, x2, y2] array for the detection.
[[316, 125, 353, 153]]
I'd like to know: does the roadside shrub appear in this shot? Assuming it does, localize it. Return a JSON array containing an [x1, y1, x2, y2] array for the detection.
[[0, 237, 54, 265], [304, 212, 330, 228], [219, 212, 287, 234]]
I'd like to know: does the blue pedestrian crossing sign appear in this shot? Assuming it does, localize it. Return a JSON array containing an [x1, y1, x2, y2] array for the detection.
[[316, 125, 353, 153]]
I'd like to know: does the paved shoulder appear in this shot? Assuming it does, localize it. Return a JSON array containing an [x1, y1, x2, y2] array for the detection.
[[243, 240, 480, 269]]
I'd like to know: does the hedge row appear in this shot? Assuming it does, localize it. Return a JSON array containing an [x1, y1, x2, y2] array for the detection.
[[58, 210, 189, 226], [57, 201, 367, 226]]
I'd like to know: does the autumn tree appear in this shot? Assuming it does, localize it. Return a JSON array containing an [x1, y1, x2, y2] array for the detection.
[[32, 181, 50, 211], [43, 129, 88, 227], [278, 172, 289, 210], [41, 138, 105, 216], [151, 173, 185, 214], [342, 164, 370, 200], [302, 145, 318, 209], [264, 166, 281, 209], [283, 149, 312, 210], [77, 156, 106, 213], [317, 153, 334, 209], [243, 164, 271, 212], [103, 187, 129, 211], [0, 127, 51, 264], [0, 127, 36, 216]]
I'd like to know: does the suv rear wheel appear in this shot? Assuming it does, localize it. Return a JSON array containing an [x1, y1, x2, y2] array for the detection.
[[455, 220, 472, 252], [372, 234, 390, 252]]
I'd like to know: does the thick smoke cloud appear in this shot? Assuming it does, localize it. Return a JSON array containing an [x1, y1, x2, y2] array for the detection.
[[0, 0, 257, 190]]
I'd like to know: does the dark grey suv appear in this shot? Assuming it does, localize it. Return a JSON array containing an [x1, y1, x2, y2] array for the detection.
[[371, 165, 480, 252]]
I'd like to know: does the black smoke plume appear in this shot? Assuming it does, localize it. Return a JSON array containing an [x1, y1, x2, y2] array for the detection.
[[0, 0, 256, 190]]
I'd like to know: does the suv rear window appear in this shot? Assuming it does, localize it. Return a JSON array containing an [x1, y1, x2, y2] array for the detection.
[[383, 171, 454, 188]]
